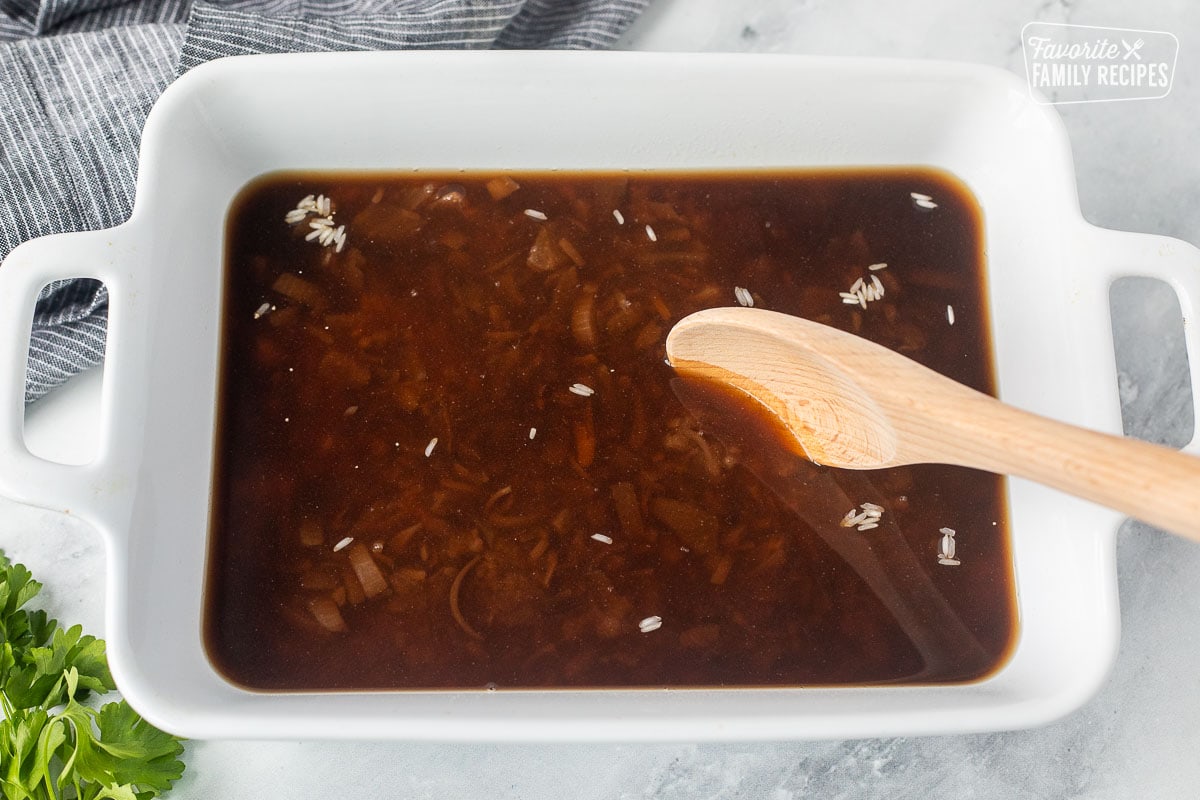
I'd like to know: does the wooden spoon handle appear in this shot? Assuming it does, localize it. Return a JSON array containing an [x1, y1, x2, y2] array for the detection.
[[942, 392, 1200, 541]]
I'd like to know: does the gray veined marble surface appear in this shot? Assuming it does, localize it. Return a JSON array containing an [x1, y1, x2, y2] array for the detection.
[[2, 0, 1198, 797]]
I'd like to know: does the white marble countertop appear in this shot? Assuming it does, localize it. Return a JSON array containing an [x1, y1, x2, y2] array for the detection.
[[2, 0, 1198, 796]]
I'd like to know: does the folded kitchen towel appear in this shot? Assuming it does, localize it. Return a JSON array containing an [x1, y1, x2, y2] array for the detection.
[[1, 0, 648, 403]]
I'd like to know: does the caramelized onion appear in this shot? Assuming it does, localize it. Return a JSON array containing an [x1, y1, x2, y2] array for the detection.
[[308, 597, 348, 633], [570, 283, 598, 349], [346, 542, 389, 599], [449, 555, 484, 640], [610, 482, 644, 541], [485, 176, 521, 201]]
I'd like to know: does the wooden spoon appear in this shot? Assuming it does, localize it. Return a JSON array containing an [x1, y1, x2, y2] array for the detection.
[[666, 306, 1200, 541]]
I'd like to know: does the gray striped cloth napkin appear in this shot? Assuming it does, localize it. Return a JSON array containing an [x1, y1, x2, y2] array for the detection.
[[1, 0, 647, 404]]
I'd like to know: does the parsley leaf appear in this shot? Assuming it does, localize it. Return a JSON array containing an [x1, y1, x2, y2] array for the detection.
[[0, 553, 187, 799], [86, 702, 185, 793]]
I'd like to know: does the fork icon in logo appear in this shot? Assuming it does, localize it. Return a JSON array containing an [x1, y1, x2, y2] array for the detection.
[[1122, 38, 1145, 60]]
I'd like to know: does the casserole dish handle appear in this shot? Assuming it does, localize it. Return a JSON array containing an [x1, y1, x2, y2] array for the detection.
[[1091, 228, 1200, 456], [0, 229, 122, 516]]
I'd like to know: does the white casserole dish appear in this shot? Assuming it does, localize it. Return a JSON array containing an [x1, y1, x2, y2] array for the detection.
[[1, 52, 1198, 741]]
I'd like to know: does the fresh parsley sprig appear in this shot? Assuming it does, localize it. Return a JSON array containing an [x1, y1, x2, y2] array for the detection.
[[0, 553, 186, 799]]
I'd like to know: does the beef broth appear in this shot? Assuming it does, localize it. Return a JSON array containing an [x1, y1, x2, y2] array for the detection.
[[207, 169, 1017, 690]]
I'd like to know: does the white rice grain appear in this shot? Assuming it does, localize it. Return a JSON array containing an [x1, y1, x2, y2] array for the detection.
[[638, 615, 663, 633], [940, 534, 956, 559]]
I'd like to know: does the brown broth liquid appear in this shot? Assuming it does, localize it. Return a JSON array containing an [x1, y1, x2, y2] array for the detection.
[[208, 169, 1016, 690]]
